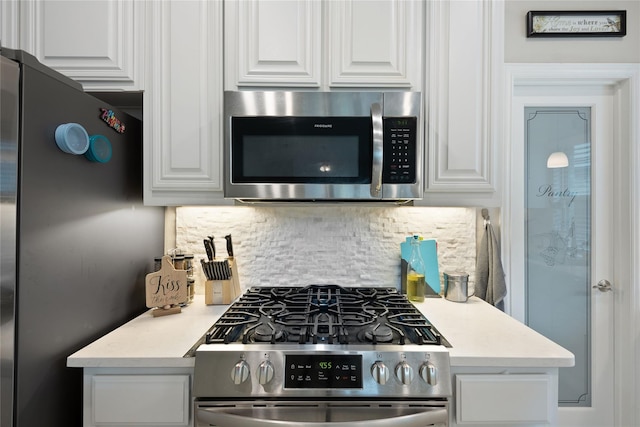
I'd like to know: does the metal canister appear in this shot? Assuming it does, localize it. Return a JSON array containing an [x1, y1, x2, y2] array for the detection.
[[443, 272, 471, 303]]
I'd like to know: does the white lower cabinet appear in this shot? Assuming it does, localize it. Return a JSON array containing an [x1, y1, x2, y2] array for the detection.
[[452, 370, 558, 427], [82, 369, 558, 427], [83, 369, 192, 427]]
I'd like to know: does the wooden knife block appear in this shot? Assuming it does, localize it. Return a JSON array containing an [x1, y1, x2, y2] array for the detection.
[[205, 257, 241, 305]]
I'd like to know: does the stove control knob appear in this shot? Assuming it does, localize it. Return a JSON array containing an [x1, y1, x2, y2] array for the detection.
[[371, 361, 390, 385], [419, 362, 438, 386], [231, 360, 250, 385], [395, 361, 414, 385], [257, 360, 275, 385]]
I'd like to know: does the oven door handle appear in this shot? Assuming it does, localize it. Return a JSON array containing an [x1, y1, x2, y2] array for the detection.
[[197, 407, 447, 427], [370, 102, 383, 198]]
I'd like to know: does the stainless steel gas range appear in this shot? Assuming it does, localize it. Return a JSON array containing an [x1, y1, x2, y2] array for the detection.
[[193, 285, 452, 427]]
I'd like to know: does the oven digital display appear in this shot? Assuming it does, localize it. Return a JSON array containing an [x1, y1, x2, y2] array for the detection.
[[284, 354, 363, 389]]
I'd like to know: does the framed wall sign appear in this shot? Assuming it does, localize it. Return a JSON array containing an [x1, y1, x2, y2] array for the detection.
[[527, 10, 626, 38]]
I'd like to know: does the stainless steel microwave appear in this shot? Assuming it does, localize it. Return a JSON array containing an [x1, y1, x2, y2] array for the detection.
[[223, 91, 423, 202]]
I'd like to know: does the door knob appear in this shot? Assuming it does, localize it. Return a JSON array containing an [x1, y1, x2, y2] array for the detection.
[[592, 279, 612, 292]]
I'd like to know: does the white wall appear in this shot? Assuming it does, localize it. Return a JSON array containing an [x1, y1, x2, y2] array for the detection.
[[172, 206, 477, 294], [505, 0, 640, 63]]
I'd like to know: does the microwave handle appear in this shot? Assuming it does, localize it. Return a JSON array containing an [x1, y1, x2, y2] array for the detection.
[[370, 102, 383, 197]]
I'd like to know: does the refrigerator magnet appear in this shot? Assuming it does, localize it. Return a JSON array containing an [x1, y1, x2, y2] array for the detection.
[[99, 108, 126, 133]]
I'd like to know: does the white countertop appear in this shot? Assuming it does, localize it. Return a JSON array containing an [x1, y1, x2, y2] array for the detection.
[[420, 296, 574, 368], [67, 297, 228, 368], [67, 295, 574, 369]]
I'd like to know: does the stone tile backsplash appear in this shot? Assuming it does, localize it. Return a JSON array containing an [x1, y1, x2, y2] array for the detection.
[[174, 206, 476, 293]]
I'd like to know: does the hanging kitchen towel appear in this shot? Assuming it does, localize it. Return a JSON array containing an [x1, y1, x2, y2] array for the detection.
[[475, 221, 507, 310]]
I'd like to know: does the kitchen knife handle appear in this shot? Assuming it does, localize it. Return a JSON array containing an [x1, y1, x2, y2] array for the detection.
[[225, 234, 234, 257], [200, 258, 211, 280], [208, 235, 216, 259], [204, 239, 213, 261]]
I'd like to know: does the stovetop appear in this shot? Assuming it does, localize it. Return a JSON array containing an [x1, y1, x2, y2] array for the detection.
[[193, 285, 453, 399], [202, 284, 450, 347]]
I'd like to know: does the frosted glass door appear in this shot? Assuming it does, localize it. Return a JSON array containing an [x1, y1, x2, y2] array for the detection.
[[524, 107, 591, 406]]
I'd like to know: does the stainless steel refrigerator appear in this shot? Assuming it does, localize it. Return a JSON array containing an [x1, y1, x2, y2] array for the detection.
[[1, 48, 165, 427]]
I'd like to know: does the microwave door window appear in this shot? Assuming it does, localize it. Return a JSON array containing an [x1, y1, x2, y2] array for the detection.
[[241, 135, 363, 182]]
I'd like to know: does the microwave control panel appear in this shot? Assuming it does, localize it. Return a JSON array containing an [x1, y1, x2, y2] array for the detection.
[[383, 117, 417, 183]]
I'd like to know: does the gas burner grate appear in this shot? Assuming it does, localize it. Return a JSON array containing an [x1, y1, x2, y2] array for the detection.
[[242, 321, 288, 344], [203, 285, 449, 346]]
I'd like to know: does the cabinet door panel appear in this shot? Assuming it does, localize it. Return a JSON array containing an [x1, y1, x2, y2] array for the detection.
[[327, 0, 420, 88], [228, 0, 321, 87], [19, 0, 142, 90], [92, 375, 190, 425], [1, 1, 19, 48], [456, 374, 554, 424], [426, 0, 496, 192], [144, 0, 224, 205]]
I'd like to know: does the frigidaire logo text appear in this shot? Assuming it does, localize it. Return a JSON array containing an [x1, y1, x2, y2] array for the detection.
[[314, 124, 333, 128]]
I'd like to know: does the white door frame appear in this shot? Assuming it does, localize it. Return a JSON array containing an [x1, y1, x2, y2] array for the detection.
[[502, 63, 640, 426]]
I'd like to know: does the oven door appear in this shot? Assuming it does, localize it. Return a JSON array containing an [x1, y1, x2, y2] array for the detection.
[[195, 400, 448, 427]]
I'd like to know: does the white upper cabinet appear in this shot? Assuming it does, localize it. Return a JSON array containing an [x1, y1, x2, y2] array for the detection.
[[325, 0, 421, 89], [3, 0, 501, 206], [226, 0, 501, 206], [5, 0, 144, 91], [225, 0, 322, 88], [143, 0, 227, 206], [420, 0, 503, 207], [225, 0, 423, 90]]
